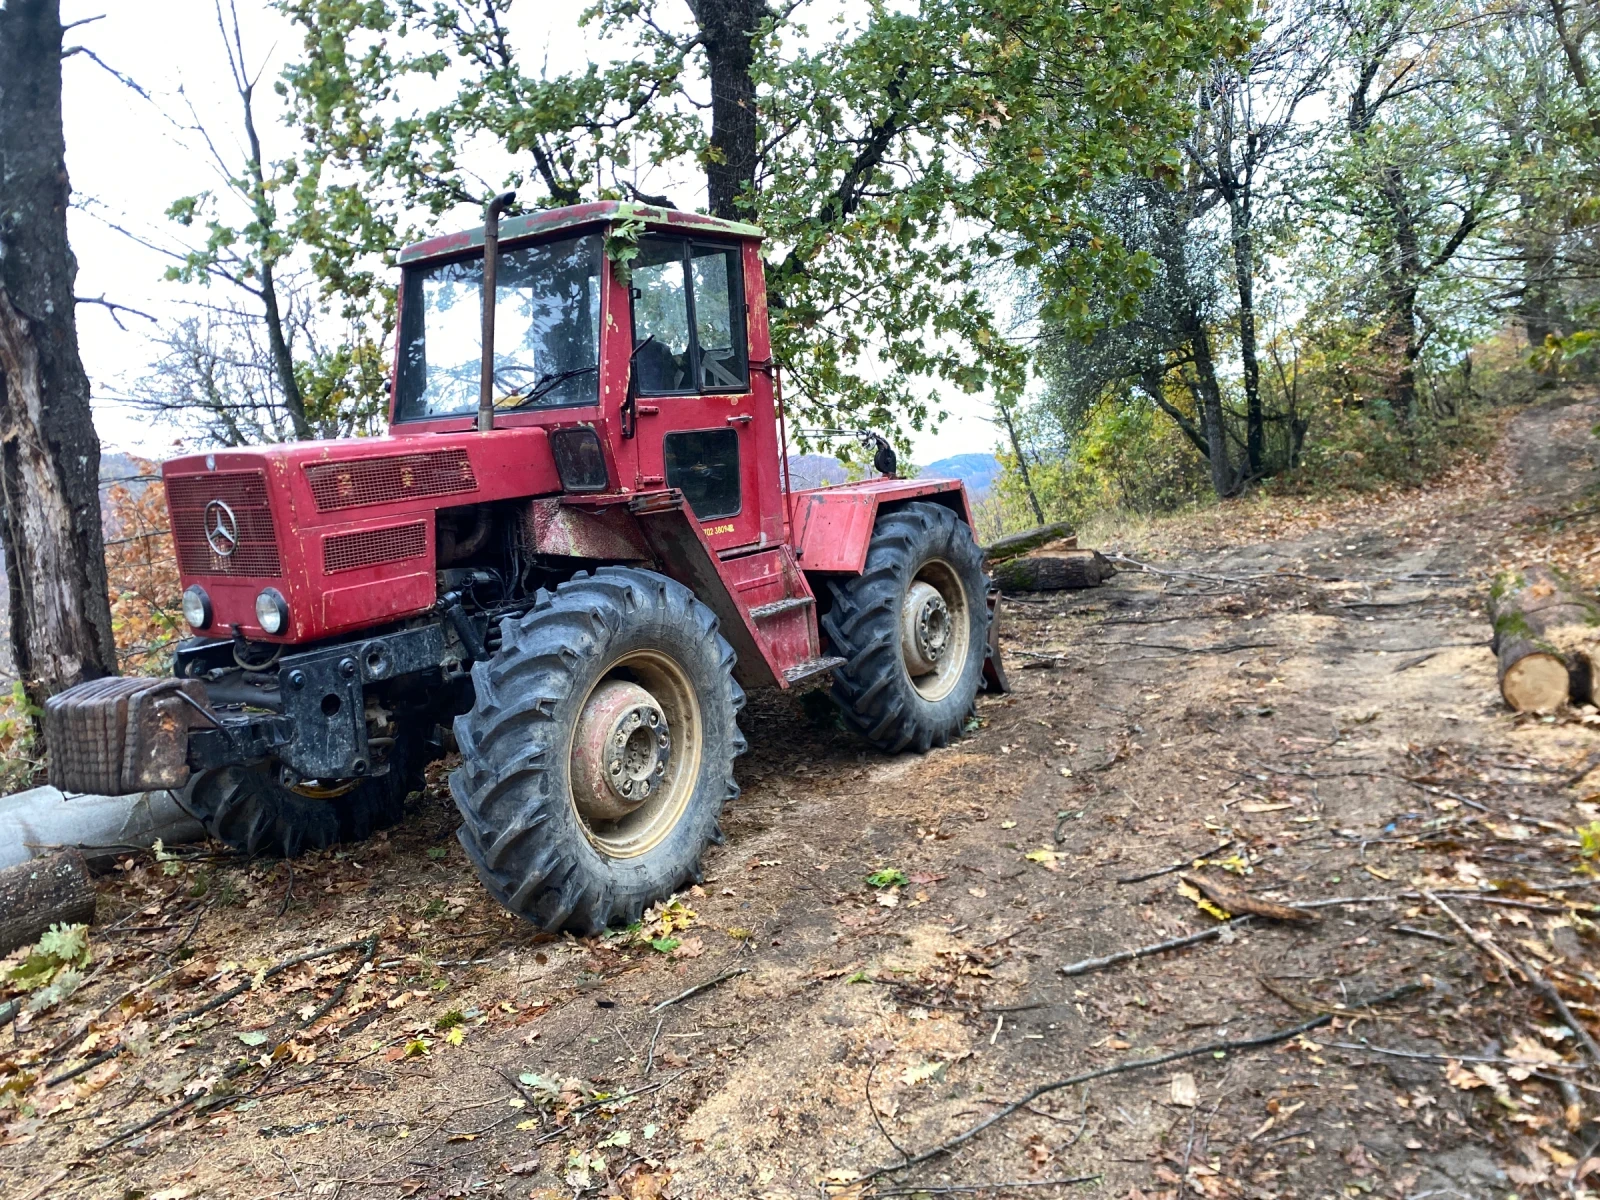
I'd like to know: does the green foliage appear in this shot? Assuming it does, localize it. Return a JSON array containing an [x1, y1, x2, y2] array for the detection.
[[6, 924, 91, 994], [0, 682, 41, 795], [865, 868, 908, 889], [273, 0, 1252, 441]]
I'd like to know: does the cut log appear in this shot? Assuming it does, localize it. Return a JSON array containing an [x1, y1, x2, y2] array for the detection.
[[1488, 565, 1599, 712], [991, 549, 1115, 592], [0, 849, 95, 956], [983, 522, 1076, 564], [0, 786, 206, 870]]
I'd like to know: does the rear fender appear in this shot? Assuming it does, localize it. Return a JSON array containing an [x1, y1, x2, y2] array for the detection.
[[790, 477, 972, 575]]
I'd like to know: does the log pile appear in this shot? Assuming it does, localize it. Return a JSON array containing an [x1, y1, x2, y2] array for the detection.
[[983, 524, 1116, 592], [1488, 564, 1598, 712]]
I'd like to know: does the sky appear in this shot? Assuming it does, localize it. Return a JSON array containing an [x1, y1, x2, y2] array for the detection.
[[58, 0, 1002, 469]]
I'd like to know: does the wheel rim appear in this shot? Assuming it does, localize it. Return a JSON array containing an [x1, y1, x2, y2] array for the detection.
[[900, 558, 971, 703], [567, 649, 702, 859]]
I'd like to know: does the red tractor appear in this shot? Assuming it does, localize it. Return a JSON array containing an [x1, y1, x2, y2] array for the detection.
[[47, 198, 1006, 932]]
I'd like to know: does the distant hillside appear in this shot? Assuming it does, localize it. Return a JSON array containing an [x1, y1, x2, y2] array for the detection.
[[787, 450, 1003, 497], [786, 454, 850, 490], [919, 453, 1003, 496]]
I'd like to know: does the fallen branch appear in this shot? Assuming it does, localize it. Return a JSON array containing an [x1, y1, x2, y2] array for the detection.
[[650, 967, 748, 1013], [1103, 553, 1254, 588], [1115, 840, 1235, 885], [46, 937, 376, 1087], [1060, 918, 1252, 977], [865, 1177, 1100, 1197], [1422, 890, 1600, 1068], [842, 984, 1422, 1189]]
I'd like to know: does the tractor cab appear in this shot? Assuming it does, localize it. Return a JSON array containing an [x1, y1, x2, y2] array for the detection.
[[392, 201, 785, 556]]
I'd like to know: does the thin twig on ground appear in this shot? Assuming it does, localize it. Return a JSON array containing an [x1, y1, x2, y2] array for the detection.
[[864, 1177, 1100, 1197], [840, 984, 1422, 1189], [866, 1059, 909, 1164], [1060, 918, 1252, 977], [1422, 890, 1600, 1067], [46, 937, 376, 1087], [650, 967, 748, 1013], [1115, 839, 1235, 885]]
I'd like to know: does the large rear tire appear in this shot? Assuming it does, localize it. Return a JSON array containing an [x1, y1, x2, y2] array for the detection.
[[181, 728, 433, 858], [450, 568, 745, 934], [822, 501, 989, 752]]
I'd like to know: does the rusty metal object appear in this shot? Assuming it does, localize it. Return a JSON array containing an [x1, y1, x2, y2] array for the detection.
[[522, 498, 652, 561], [900, 580, 951, 677], [981, 584, 1010, 694], [570, 680, 670, 822], [44, 676, 213, 795]]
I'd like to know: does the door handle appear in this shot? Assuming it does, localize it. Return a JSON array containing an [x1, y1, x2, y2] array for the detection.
[[637, 404, 660, 416], [726, 413, 752, 426]]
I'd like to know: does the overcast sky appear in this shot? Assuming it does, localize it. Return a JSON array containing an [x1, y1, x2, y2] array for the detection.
[[58, 0, 1002, 468]]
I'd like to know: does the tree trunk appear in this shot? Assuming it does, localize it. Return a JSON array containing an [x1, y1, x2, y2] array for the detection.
[[1229, 208, 1263, 476], [1184, 313, 1233, 497], [991, 549, 1114, 592], [0, 849, 95, 956], [998, 400, 1045, 525], [983, 522, 1076, 564], [1487, 564, 1598, 712], [0, 0, 118, 726], [687, 0, 764, 221]]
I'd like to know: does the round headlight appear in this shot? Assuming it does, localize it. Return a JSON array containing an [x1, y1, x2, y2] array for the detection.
[[255, 588, 289, 636], [181, 585, 212, 630]]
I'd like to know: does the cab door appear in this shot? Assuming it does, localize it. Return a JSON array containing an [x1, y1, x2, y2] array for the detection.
[[627, 235, 762, 552]]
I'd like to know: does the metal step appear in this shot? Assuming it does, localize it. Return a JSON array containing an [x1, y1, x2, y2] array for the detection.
[[782, 655, 846, 686], [748, 596, 814, 621]]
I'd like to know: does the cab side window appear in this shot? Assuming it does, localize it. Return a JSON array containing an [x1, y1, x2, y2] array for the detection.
[[631, 237, 748, 394]]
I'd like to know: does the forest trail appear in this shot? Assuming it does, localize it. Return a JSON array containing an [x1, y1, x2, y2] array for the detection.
[[4, 393, 1599, 1200]]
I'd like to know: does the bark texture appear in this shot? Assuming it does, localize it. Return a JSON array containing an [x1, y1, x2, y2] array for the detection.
[[992, 549, 1115, 592], [688, 0, 765, 221], [0, 849, 95, 956], [0, 0, 118, 716], [983, 523, 1077, 564], [1488, 564, 1598, 712]]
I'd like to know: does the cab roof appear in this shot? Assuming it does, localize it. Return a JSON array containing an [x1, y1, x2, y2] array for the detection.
[[397, 200, 764, 266]]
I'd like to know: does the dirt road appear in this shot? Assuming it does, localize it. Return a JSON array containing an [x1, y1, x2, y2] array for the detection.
[[5, 395, 1599, 1200]]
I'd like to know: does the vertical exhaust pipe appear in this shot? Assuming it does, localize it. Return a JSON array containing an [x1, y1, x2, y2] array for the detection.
[[478, 190, 517, 433]]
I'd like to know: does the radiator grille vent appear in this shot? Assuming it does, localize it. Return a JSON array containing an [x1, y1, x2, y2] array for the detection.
[[166, 471, 282, 577], [323, 522, 428, 575], [305, 449, 477, 512]]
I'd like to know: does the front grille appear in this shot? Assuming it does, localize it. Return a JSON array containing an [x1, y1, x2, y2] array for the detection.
[[305, 449, 478, 512], [166, 470, 282, 577], [323, 522, 428, 574]]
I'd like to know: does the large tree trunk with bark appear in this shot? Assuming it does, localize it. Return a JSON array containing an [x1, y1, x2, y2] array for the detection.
[[0, 849, 95, 956], [0, 0, 118, 724], [992, 549, 1115, 592], [688, 0, 765, 221], [1488, 565, 1598, 712]]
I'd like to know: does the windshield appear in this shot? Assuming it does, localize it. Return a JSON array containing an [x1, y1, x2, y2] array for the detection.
[[395, 234, 603, 421]]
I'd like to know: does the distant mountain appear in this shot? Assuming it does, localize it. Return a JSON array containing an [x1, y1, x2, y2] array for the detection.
[[786, 454, 850, 490], [786, 450, 1004, 497], [919, 453, 1003, 497]]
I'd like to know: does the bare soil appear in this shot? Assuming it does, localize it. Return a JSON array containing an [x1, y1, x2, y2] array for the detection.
[[4, 394, 1600, 1200]]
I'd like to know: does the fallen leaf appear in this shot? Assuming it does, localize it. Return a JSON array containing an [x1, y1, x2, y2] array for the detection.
[[1024, 848, 1062, 870], [1180, 873, 1316, 924], [1170, 1073, 1198, 1108]]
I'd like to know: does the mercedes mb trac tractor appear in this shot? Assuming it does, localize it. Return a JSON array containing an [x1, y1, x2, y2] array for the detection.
[[46, 197, 1007, 933]]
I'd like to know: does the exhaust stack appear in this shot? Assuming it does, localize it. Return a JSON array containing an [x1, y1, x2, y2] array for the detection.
[[477, 190, 517, 433]]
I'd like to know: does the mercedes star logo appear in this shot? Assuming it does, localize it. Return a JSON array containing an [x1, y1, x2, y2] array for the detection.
[[204, 499, 239, 558]]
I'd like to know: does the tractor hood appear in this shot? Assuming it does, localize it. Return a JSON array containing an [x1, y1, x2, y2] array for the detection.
[[161, 427, 563, 644]]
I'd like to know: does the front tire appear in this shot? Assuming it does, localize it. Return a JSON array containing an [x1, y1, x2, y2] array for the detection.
[[181, 729, 432, 858], [450, 568, 745, 934], [822, 501, 989, 752]]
